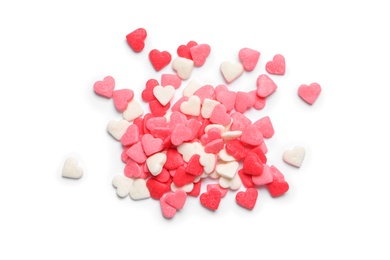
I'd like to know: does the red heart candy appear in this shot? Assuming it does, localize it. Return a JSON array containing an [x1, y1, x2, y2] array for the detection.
[[146, 178, 171, 199], [266, 54, 286, 75], [149, 49, 172, 71], [225, 139, 248, 161], [173, 165, 196, 187], [148, 99, 171, 117], [164, 149, 184, 170], [177, 41, 198, 60], [187, 179, 202, 197], [113, 89, 134, 112], [126, 28, 147, 53], [142, 78, 159, 102], [186, 154, 204, 176], [190, 43, 211, 67], [200, 188, 222, 211], [266, 179, 289, 197], [298, 83, 321, 105], [242, 152, 264, 176], [93, 76, 115, 98], [237, 169, 255, 188], [235, 187, 258, 210]]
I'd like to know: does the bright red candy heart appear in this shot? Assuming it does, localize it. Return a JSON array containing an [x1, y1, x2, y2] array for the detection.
[[186, 154, 204, 176], [266, 179, 289, 197], [266, 54, 286, 75], [164, 149, 184, 170], [242, 152, 264, 176], [149, 99, 171, 117], [126, 28, 147, 53], [200, 188, 222, 211], [237, 169, 255, 188], [142, 78, 159, 102], [298, 83, 321, 105], [177, 41, 198, 60], [236, 187, 258, 210], [173, 165, 196, 187], [149, 49, 172, 71], [146, 178, 171, 199]]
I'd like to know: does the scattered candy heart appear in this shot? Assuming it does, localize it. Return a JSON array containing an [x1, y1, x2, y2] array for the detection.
[[266, 54, 286, 75], [298, 83, 322, 105], [282, 145, 305, 168], [94, 75, 115, 98], [149, 49, 172, 71], [235, 187, 258, 210], [239, 47, 260, 72], [126, 28, 147, 53], [62, 157, 83, 179]]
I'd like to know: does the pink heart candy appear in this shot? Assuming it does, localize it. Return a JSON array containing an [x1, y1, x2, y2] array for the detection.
[[256, 74, 277, 98], [94, 76, 115, 98], [113, 89, 134, 112], [239, 47, 260, 72], [298, 83, 321, 105], [266, 54, 286, 75]]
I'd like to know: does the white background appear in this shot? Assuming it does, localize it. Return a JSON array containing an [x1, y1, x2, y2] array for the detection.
[[1, 0, 389, 259]]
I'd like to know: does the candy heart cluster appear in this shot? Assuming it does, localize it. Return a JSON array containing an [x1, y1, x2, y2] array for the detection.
[[93, 27, 321, 218]]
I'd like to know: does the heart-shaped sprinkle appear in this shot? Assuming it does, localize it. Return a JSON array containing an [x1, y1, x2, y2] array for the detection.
[[252, 164, 273, 186], [141, 134, 164, 156], [146, 152, 167, 176], [94, 76, 115, 98], [242, 152, 264, 176], [220, 61, 244, 83], [172, 57, 194, 80], [126, 142, 147, 164], [126, 28, 147, 52], [182, 78, 202, 97], [209, 104, 231, 126], [256, 74, 277, 98], [239, 47, 260, 71], [146, 178, 171, 199], [283, 145, 305, 168], [216, 161, 239, 179], [179, 95, 201, 116], [298, 83, 321, 105], [112, 175, 134, 198], [235, 187, 258, 210], [122, 99, 144, 121], [120, 124, 139, 146], [164, 189, 187, 209], [62, 157, 83, 179], [153, 85, 175, 106], [173, 165, 197, 187], [200, 188, 222, 211], [149, 49, 172, 71], [129, 178, 150, 200], [113, 89, 134, 112], [234, 91, 254, 113], [161, 74, 182, 89], [219, 171, 242, 190], [107, 119, 131, 140], [142, 78, 159, 102], [265, 54, 286, 75], [190, 43, 211, 67], [160, 193, 177, 219], [177, 41, 198, 60], [171, 124, 193, 146]]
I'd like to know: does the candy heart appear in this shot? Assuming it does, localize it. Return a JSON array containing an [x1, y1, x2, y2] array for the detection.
[[153, 85, 175, 106], [171, 124, 193, 146], [146, 152, 167, 176], [230, 112, 252, 131], [62, 157, 83, 179], [219, 171, 242, 190], [200, 188, 221, 211], [113, 89, 134, 112], [172, 57, 194, 80], [94, 76, 115, 98], [209, 104, 231, 126], [237, 169, 255, 188], [215, 86, 236, 112], [239, 47, 261, 71], [256, 74, 277, 98], [240, 125, 264, 146], [126, 28, 147, 52], [149, 99, 171, 117], [220, 61, 244, 83], [126, 142, 147, 164], [161, 74, 182, 89], [182, 78, 202, 97], [164, 189, 187, 209], [242, 152, 264, 176], [120, 124, 139, 146], [141, 134, 164, 156], [193, 85, 215, 102], [164, 148, 184, 170], [112, 175, 134, 198], [253, 116, 274, 139], [146, 178, 171, 199], [107, 119, 131, 140], [177, 40, 198, 60], [218, 148, 236, 162], [234, 91, 254, 113], [206, 184, 228, 197], [267, 179, 289, 197], [190, 43, 211, 67], [201, 98, 221, 119], [249, 90, 266, 110], [236, 187, 258, 210], [252, 164, 273, 186], [225, 139, 247, 161], [173, 165, 197, 187], [282, 145, 305, 168], [266, 54, 286, 75], [149, 49, 172, 71], [124, 160, 142, 178], [298, 83, 321, 105], [199, 153, 217, 174], [180, 95, 201, 116], [123, 99, 144, 121], [221, 130, 242, 141], [215, 161, 239, 179], [129, 178, 150, 200], [177, 142, 202, 162], [160, 194, 177, 219], [142, 78, 159, 102], [186, 154, 204, 176]]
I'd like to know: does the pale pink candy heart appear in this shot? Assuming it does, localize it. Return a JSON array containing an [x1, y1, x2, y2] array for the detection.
[[221, 130, 242, 141], [123, 99, 144, 121], [218, 172, 242, 190], [160, 194, 177, 219], [171, 124, 193, 146], [179, 95, 201, 116], [153, 85, 175, 106], [107, 119, 131, 140], [112, 175, 134, 198], [240, 125, 264, 146], [182, 78, 202, 97], [239, 47, 260, 72], [141, 134, 164, 156], [126, 142, 147, 164], [190, 43, 211, 67], [120, 124, 140, 146], [209, 104, 231, 126], [199, 153, 217, 174], [216, 161, 239, 179], [129, 178, 150, 200], [170, 182, 194, 193], [256, 74, 277, 98], [283, 145, 305, 168], [230, 111, 252, 131], [113, 89, 134, 112], [201, 98, 221, 119], [215, 87, 236, 112], [94, 75, 115, 98], [161, 74, 182, 89], [252, 164, 273, 186], [172, 57, 194, 80], [253, 116, 274, 139], [220, 61, 244, 83], [62, 157, 83, 179], [298, 83, 321, 105], [164, 190, 187, 209], [193, 85, 215, 102], [266, 54, 286, 75], [146, 152, 167, 176]]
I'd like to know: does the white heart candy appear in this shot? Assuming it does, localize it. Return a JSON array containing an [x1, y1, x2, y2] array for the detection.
[[123, 99, 144, 121], [107, 119, 131, 140], [182, 78, 202, 97], [218, 148, 236, 162], [170, 182, 194, 193], [199, 153, 217, 174], [221, 130, 242, 140], [220, 61, 244, 83], [146, 152, 167, 176], [219, 172, 241, 190], [177, 142, 203, 162], [112, 175, 134, 198], [153, 85, 175, 106], [180, 95, 201, 116], [129, 178, 150, 200], [172, 57, 194, 80], [283, 145, 305, 168], [62, 157, 83, 179], [215, 161, 239, 179], [201, 98, 221, 119]]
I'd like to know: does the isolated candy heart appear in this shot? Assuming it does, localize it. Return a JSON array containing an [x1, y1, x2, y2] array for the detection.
[[298, 83, 321, 105], [266, 54, 286, 75], [283, 145, 305, 168], [236, 187, 258, 210], [94, 76, 115, 98], [126, 28, 147, 52], [62, 157, 83, 179], [149, 49, 172, 71]]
